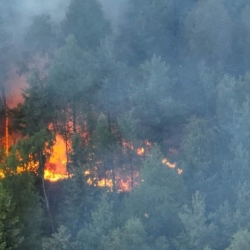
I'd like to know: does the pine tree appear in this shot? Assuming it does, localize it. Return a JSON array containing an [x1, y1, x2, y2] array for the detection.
[[61, 0, 111, 50], [42, 226, 74, 250], [0, 181, 23, 250], [226, 229, 250, 250], [104, 218, 149, 250], [185, 0, 232, 65], [176, 191, 217, 250], [117, 0, 183, 65], [77, 193, 114, 250], [24, 14, 56, 58], [124, 146, 185, 240], [131, 56, 183, 143]]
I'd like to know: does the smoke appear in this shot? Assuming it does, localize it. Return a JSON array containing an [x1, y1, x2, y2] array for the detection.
[[98, 0, 128, 32], [0, 0, 70, 47], [1, 0, 128, 47], [15, 0, 70, 22], [1, 0, 128, 109], [1, 0, 70, 24]]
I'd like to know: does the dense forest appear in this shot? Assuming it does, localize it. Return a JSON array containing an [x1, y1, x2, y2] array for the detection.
[[1, 0, 250, 249]]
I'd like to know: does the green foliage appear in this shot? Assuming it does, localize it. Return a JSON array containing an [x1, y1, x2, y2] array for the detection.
[[48, 35, 94, 135], [1, 173, 43, 250], [177, 191, 217, 250], [24, 14, 56, 57], [0, 181, 22, 250], [181, 116, 216, 171], [21, 69, 54, 136], [105, 218, 149, 250], [77, 193, 114, 249], [226, 229, 250, 250], [93, 113, 114, 150], [62, 0, 111, 50], [131, 56, 183, 142], [118, 112, 139, 141], [117, 0, 181, 65], [125, 146, 185, 239], [95, 37, 130, 117], [42, 226, 74, 250], [48, 35, 92, 102], [58, 169, 89, 233], [0, 148, 44, 250], [0, 18, 13, 86], [4, 0, 250, 249], [185, 0, 232, 64]]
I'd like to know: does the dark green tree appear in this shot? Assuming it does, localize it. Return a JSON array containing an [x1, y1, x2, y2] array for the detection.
[[226, 229, 250, 250], [48, 35, 94, 135], [131, 56, 183, 143], [124, 146, 185, 240], [42, 226, 75, 250], [176, 191, 217, 250], [57, 169, 89, 234], [77, 193, 114, 250], [61, 0, 111, 50], [117, 0, 184, 65], [185, 0, 232, 66], [24, 14, 56, 58], [1, 173, 42, 250], [0, 181, 22, 250], [104, 218, 149, 250]]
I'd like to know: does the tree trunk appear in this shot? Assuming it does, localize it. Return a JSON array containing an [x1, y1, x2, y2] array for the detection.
[[107, 111, 116, 192], [0, 84, 8, 154], [5, 102, 9, 156], [130, 158, 134, 189], [39, 150, 55, 233], [73, 98, 76, 133]]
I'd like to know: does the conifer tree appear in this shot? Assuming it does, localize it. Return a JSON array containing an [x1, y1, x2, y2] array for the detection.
[[62, 0, 111, 50], [226, 229, 250, 250], [125, 146, 185, 240], [177, 191, 217, 250], [0, 181, 22, 250]]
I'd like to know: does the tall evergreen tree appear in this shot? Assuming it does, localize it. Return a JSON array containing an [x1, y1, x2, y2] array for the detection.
[[62, 0, 111, 50], [124, 146, 185, 240], [176, 191, 217, 250]]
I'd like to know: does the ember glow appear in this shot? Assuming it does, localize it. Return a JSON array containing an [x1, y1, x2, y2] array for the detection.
[[137, 147, 145, 156], [162, 158, 183, 174], [162, 158, 176, 168]]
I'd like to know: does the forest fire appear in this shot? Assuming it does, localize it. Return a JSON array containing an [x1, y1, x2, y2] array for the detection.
[[44, 135, 69, 182], [137, 147, 145, 156], [162, 158, 183, 174], [162, 158, 176, 168], [1, 70, 181, 191], [44, 136, 139, 191], [46, 135, 180, 191], [5, 113, 9, 156]]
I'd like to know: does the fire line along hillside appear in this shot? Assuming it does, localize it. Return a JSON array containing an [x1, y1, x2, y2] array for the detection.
[[0, 0, 250, 249]]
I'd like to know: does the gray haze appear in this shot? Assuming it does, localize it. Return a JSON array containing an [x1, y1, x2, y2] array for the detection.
[[0, 0, 70, 48], [99, 0, 128, 32], [1, 0, 127, 46]]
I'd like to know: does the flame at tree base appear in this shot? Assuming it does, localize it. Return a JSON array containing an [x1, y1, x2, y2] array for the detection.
[[44, 135, 69, 182], [1, 135, 181, 193]]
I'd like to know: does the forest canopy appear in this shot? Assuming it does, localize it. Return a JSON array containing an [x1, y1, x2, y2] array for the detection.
[[0, 0, 250, 249]]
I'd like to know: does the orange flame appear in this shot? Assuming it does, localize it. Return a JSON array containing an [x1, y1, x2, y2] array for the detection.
[[44, 135, 69, 182], [162, 158, 183, 174], [137, 147, 145, 156], [162, 158, 176, 168], [177, 168, 183, 175]]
